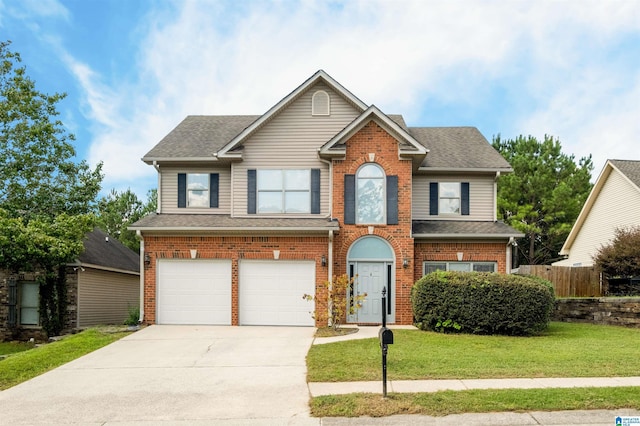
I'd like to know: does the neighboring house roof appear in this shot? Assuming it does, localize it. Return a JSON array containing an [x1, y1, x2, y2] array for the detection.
[[558, 159, 640, 257], [130, 214, 340, 233], [410, 127, 513, 171], [75, 228, 140, 274], [412, 220, 523, 239]]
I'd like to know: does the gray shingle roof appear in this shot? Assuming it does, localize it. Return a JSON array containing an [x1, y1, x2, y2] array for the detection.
[[412, 220, 523, 238], [610, 159, 640, 189], [77, 228, 140, 273], [130, 214, 340, 232], [409, 127, 512, 170], [143, 115, 259, 160]]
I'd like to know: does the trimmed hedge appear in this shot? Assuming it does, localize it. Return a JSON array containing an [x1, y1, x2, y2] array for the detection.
[[411, 271, 555, 336]]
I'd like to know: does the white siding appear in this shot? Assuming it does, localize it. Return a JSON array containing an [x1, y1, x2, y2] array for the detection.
[[77, 268, 140, 327], [160, 166, 231, 214], [557, 170, 640, 266], [412, 174, 495, 221], [232, 82, 361, 216]]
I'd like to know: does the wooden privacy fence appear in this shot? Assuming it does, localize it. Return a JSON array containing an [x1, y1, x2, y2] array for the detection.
[[515, 265, 602, 297]]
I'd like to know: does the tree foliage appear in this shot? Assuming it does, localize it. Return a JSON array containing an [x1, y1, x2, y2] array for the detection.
[[493, 134, 593, 265], [0, 41, 103, 220], [594, 226, 640, 278], [96, 188, 156, 252]]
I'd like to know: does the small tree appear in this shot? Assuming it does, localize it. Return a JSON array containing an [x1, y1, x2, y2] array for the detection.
[[304, 274, 366, 331], [594, 226, 640, 279]]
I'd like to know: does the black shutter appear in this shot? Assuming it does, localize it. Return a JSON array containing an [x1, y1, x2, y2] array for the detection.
[[344, 174, 355, 224], [386, 175, 398, 225], [8, 277, 17, 327], [178, 173, 187, 208], [311, 169, 320, 214], [429, 182, 438, 215], [461, 182, 470, 215], [209, 173, 219, 208], [247, 169, 257, 214]]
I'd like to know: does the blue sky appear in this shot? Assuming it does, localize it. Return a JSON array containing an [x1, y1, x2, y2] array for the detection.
[[2, 0, 640, 198]]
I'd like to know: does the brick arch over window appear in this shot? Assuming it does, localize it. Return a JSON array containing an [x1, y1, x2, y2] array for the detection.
[[334, 228, 405, 269]]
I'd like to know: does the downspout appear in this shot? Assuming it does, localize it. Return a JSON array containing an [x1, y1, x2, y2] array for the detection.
[[328, 229, 334, 327], [494, 171, 500, 221], [317, 151, 333, 219], [137, 230, 145, 322], [507, 236, 518, 274], [153, 161, 161, 213]]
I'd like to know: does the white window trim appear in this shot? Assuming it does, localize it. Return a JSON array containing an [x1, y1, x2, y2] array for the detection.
[[257, 169, 311, 214], [439, 182, 461, 215], [423, 261, 497, 275], [187, 173, 210, 208], [356, 163, 386, 225], [311, 90, 330, 116]]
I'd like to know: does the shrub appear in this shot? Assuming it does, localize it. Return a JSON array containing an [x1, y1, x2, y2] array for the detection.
[[594, 226, 640, 278], [411, 271, 555, 336], [303, 274, 366, 330]]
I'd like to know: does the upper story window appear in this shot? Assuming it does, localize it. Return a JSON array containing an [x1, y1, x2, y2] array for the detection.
[[258, 169, 311, 213], [430, 181, 470, 216], [439, 182, 460, 214], [187, 173, 210, 207], [356, 164, 385, 224], [312, 90, 330, 116]]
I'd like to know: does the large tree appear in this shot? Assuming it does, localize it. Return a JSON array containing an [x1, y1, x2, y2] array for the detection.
[[0, 40, 103, 336], [97, 188, 157, 252], [493, 134, 593, 265]]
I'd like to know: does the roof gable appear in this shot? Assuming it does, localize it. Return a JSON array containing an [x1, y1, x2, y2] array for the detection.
[[319, 105, 428, 159], [217, 70, 368, 159], [559, 159, 640, 254]]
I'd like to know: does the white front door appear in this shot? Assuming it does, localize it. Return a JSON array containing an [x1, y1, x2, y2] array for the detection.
[[350, 262, 392, 323]]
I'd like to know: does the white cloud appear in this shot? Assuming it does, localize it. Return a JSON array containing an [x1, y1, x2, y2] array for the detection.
[[71, 0, 640, 193]]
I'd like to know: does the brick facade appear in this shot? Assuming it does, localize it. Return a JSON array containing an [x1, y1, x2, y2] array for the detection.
[[414, 241, 508, 275], [142, 235, 329, 326]]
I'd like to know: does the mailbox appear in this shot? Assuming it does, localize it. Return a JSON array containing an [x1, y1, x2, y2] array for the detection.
[[379, 327, 394, 346]]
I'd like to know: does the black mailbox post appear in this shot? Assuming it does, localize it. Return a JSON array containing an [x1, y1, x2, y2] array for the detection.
[[380, 287, 393, 397]]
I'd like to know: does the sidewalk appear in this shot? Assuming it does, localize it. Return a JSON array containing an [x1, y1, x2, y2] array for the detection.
[[310, 326, 640, 425]]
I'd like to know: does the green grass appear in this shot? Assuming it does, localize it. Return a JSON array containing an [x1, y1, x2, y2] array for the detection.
[[0, 341, 35, 356], [0, 328, 130, 390], [307, 322, 640, 382], [310, 387, 640, 417]]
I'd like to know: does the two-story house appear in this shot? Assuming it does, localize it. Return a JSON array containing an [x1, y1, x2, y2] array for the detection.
[[130, 70, 522, 327]]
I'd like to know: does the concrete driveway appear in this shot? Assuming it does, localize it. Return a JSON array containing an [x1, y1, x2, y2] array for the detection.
[[0, 325, 317, 425]]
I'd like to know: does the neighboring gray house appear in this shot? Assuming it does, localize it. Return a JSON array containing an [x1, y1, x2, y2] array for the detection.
[[554, 159, 640, 267], [0, 228, 140, 341]]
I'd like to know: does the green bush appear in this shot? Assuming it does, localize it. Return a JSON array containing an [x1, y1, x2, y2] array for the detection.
[[411, 271, 555, 336]]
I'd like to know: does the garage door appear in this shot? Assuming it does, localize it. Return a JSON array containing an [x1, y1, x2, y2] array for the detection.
[[157, 259, 232, 325], [239, 260, 315, 326]]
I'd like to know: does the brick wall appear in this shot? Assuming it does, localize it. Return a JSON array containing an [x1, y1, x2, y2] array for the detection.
[[143, 235, 329, 326], [414, 241, 508, 275], [554, 297, 640, 327], [332, 121, 415, 325]]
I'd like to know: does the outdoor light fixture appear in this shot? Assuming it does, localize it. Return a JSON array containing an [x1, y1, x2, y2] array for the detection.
[[403, 258, 409, 268], [144, 253, 151, 267], [321, 255, 327, 267]]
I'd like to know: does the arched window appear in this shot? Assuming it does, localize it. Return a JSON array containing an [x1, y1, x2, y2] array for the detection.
[[356, 163, 385, 224], [311, 90, 330, 116]]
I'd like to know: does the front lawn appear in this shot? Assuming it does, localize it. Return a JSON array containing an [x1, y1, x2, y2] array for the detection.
[[0, 328, 131, 390], [307, 322, 640, 382]]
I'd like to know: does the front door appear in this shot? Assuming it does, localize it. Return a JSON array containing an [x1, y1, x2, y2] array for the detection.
[[349, 262, 392, 323]]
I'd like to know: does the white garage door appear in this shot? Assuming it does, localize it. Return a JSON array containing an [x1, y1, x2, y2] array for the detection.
[[239, 260, 315, 326], [157, 259, 232, 325]]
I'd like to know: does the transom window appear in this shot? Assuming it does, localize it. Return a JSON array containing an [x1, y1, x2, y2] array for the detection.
[[439, 182, 460, 214], [258, 169, 310, 213], [423, 261, 497, 275], [356, 164, 385, 224], [187, 174, 209, 207]]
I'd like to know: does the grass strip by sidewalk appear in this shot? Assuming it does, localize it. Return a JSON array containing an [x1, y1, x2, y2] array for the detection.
[[308, 322, 640, 382], [0, 328, 130, 391], [310, 387, 640, 417]]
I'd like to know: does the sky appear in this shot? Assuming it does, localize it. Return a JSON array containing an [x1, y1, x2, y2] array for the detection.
[[2, 0, 640, 199]]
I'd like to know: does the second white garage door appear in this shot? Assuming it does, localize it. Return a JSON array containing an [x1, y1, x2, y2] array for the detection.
[[157, 259, 232, 325], [239, 260, 315, 326]]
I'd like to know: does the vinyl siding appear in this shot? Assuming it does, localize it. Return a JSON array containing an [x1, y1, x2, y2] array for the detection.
[[412, 174, 495, 221], [160, 166, 231, 214], [77, 268, 140, 327], [232, 82, 361, 216], [555, 169, 640, 267]]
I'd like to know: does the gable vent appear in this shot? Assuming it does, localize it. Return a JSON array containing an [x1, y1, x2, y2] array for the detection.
[[312, 90, 330, 116]]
